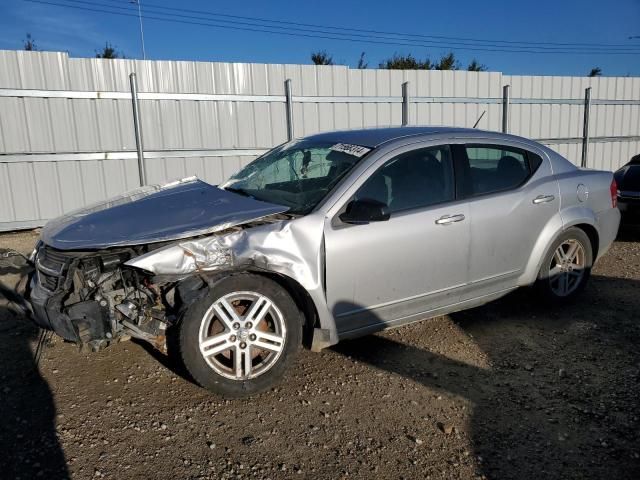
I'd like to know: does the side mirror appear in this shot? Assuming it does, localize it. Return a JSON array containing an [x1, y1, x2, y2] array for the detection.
[[339, 199, 390, 224]]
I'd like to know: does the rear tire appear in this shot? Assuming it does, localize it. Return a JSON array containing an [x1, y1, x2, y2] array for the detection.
[[178, 273, 302, 398], [536, 227, 593, 302]]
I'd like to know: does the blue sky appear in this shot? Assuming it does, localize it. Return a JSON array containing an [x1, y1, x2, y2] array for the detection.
[[1, 0, 639, 76]]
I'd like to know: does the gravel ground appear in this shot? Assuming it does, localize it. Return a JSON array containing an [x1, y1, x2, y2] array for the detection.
[[0, 228, 639, 480]]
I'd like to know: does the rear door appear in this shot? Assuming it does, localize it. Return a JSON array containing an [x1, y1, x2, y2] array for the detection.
[[453, 142, 559, 299]]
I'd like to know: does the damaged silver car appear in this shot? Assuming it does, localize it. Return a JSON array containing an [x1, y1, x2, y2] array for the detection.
[[24, 127, 620, 397]]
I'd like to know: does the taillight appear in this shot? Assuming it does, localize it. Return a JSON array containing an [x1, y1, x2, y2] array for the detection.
[[610, 178, 618, 208]]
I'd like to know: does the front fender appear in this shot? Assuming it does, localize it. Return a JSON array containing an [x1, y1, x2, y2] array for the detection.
[[126, 214, 340, 347], [224, 216, 338, 346]]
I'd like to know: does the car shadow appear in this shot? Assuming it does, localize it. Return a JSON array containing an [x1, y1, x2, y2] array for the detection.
[[132, 331, 196, 384], [0, 281, 70, 479], [331, 275, 640, 479]]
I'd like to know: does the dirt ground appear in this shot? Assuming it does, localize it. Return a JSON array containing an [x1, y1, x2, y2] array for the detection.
[[0, 229, 639, 480]]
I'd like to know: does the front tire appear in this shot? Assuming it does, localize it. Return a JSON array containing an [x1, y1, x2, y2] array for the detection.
[[536, 227, 593, 302], [179, 273, 302, 397]]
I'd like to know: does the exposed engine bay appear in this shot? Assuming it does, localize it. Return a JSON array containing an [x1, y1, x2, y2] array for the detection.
[[30, 243, 177, 351]]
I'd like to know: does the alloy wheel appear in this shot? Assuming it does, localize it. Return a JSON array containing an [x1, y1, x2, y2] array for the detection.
[[198, 291, 286, 380], [548, 239, 586, 297]]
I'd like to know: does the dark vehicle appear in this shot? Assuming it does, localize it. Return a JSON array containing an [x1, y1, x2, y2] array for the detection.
[[615, 154, 640, 225]]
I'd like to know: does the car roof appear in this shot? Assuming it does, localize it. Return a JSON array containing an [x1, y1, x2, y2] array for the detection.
[[303, 126, 533, 148]]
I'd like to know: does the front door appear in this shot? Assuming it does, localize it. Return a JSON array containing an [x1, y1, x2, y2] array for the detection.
[[323, 144, 470, 336]]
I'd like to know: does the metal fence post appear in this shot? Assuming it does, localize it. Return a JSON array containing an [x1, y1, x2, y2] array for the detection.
[[581, 87, 592, 168], [401, 81, 410, 126], [129, 73, 147, 186], [502, 84, 510, 133], [284, 79, 294, 141]]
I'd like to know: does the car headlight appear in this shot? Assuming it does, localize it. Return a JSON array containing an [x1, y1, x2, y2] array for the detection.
[[125, 236, 232, 275]]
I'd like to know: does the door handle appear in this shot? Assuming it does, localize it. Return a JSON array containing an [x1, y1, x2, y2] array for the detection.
[[435, 214, 465, 225], [532, 194, 555, 204]]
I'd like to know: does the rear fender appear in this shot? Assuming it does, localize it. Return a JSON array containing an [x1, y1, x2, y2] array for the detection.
[[519, 206, 598, 286]]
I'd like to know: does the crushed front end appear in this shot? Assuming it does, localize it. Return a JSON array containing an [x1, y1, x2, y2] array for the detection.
[[30, 243, 172, 351], [25, 177, 293, 351]]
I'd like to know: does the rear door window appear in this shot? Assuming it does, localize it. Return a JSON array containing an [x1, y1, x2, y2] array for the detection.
[[458, 144, 540, 197]]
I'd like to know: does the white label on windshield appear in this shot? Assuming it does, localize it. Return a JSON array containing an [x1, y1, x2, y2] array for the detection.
[[330, 143, 371, 158]]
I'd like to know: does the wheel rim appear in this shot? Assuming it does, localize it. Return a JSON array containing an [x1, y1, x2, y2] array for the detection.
[[548, 239, 586, 297], [198, 291, 287, 380]]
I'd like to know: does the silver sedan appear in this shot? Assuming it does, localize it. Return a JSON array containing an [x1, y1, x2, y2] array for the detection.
[[26, 127, 620, 397]]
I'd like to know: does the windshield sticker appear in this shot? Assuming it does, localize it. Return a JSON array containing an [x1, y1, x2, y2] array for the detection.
[[330, 143, 371, 158]]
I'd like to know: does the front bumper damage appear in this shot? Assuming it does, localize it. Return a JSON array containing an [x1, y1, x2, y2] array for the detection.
[[29, 245, 171, 351], [30, 273, 88, 343]]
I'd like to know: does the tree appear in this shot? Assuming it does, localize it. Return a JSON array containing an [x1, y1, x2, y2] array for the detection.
[[589, 67, 602, 77], [96, 42, 123, 59], [356, 52, 368, 69], [311, 51, 334, 65], [435, 52, 459, 71], [23, 33, 37, 51], [467, 59, 487, 72], [379, 54, 433, 70]]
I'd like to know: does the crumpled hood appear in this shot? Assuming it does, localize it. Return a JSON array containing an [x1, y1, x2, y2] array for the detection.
[[41, 177, 289, 250]]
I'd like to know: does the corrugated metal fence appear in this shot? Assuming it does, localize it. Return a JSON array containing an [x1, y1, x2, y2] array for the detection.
[[0, 50, 639, 231]]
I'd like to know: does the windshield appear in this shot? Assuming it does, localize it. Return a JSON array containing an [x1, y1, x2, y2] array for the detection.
[[221, 140, 372, 214]]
